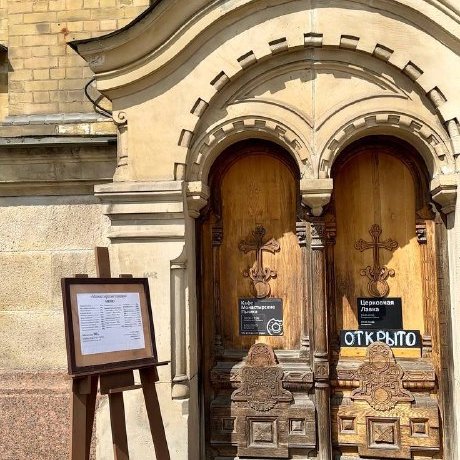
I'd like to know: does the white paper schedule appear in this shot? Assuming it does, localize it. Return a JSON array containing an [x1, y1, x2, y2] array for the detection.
[[77, 292, 145, 355]]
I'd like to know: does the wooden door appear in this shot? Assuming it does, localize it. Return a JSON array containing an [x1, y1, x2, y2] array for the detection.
[[334, 149, 425, 350], [199, 140, 316, 459], [328, 139, 443, 459]]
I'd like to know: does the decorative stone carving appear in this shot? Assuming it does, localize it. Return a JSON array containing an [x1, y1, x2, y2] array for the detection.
[[351, 342, 413, 410], [186, 180, 210, 218], [430, 174, 457, 214], [232, 343, 292, 411], [113, 111, 128, 181], [321, 111, 454, 180], [94, 181, 185, 241], [300, 178, 333, 216], [187, 115, 312, 182]]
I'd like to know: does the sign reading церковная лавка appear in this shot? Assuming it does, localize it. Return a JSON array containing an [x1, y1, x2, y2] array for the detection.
[[239, 298, 283, 336], [339, 297, 421, 348], [357, 297, 403, 329]]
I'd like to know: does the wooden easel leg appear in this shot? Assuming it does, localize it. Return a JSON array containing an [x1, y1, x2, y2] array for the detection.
[[139, 367, 171, 460], [108, 392, 130, 460], [71, 376, 98, 460]]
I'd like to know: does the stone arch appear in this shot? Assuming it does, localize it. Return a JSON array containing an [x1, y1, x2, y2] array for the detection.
[[179, 40, 455, 185], [185, 113, 312, 184], [319, 110, 454, 180], [176, 33, 457, 125]]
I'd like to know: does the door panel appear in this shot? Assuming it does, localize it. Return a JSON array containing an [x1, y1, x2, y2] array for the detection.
[[219, 154, 301, 350], [334, 151, 425, 348], [199, 138, 444, 460], [329, 141, 442, 459], [199, 141, 315, 459]]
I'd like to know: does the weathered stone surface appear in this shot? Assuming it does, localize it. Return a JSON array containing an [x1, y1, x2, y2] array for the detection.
[[0, 311, 67, 368], [0, 250, 98, 310], [0, 371, 71, 460], [0, 196, 109, 252]]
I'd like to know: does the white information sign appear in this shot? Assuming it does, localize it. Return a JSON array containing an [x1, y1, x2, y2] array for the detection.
[[77, 292, 145, 355]]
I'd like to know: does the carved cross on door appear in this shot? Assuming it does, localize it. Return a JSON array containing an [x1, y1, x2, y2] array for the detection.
[[239, 225, 280, 299], [355, 224, 398, 297]]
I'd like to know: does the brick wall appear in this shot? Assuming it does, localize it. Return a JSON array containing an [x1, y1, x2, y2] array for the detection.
[[0, 1, 6, 120], [0, 0, 7, 44], [5, 0, 151, 116], [0, 55, 6, 120]]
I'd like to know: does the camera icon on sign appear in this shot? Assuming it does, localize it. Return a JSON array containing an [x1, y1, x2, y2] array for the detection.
[[266, 318, 283, 335]]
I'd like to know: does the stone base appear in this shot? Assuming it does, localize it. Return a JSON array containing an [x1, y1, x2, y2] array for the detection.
[[0, 371, 76, 460]]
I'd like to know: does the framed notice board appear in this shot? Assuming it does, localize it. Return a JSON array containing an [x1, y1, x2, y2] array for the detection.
[[62, 277, 158, 376]]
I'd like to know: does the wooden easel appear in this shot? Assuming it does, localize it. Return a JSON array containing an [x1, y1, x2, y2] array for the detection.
[[70, 247, 170, 460]]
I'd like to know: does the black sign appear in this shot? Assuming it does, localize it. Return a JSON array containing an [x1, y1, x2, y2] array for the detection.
[[358, 297, 402, 329], [340, 329, 421, 348], [239, 298, 283, 336]]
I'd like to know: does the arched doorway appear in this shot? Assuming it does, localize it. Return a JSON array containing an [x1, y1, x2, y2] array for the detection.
[[196, 136, 448, 459], [197, 139, 316, 459], [328, 136, 445, 459]]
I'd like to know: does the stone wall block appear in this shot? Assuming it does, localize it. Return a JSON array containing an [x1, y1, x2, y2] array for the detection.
[[0, 198, 108, 252], [0, 311, 67, 368]]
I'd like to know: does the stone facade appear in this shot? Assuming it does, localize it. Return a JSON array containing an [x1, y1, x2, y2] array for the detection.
[[1, 1, 460, 459], [0, 1, 149, 459]]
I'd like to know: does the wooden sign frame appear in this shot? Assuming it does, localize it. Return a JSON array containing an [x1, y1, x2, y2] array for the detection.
[[62, 277, 158, 376]]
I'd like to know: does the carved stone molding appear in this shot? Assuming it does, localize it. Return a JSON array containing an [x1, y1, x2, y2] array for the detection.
[[320, 111, 454, 179], [0, 144, 115, 196], [113, 110, 127, 126], [185, 180, 210, 218], [94, 181, 185, 241], [430, 174, 458, 214], [351, 342, 414, 411], [300, 178, 333, 216], [186, 115, 312, 182], [231, 343, 292, 411]]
